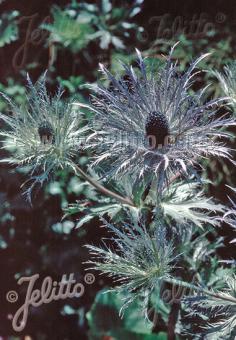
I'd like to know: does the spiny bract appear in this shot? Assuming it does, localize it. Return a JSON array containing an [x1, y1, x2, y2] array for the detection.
[[0, 73, 87, 199], [214, 61, 236, 110], [86, 218, 177, 313]]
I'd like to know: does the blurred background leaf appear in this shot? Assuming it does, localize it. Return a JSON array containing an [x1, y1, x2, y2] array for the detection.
[[0, 10, 19, 47]]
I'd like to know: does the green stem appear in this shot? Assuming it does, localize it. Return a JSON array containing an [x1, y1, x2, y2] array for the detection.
[[74, 165, 135, 207], [165, 277, 236, 305]]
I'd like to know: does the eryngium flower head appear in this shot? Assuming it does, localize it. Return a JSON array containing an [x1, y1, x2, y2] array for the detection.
[[86, 219, 176, 312], [84, 46, 235, 188], [0, 73, 87, 197]]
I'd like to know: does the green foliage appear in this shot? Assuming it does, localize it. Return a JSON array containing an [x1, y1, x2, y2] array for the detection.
[[57, 75, 85, 96], [64, 170, 140, 227], [148, 32, 234, 97], [42, 6, 95, 52], [0, 78, 26, 111], [0, 11, 19, 47], [87, 289, 168, 339], [42, 0, 143, 53], [66, 200, 128, 228]]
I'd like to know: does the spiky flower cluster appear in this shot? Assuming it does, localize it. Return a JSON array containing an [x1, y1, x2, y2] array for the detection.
[[84, 47, 235, 188], [86, 218, 176, 312], [0, 73, 87, 196]]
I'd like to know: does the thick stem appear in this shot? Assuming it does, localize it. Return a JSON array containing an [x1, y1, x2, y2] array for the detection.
[[74, 165, 135, 207], [165, 277, 236, 305], [167, 302, 180, 340], [77, 159, 193, 208], [168, 156, 199, 187]]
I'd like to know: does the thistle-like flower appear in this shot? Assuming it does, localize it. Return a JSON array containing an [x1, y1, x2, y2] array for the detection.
[[0, 73, 87, 197], [184, 275, 236, 339], [84, 46, 235, 189], [86, 219, 177, 312]]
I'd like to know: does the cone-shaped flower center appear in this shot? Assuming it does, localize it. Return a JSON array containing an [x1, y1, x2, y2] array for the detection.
[[145, 111, 169, 148], [38, 121, 54, 145]]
